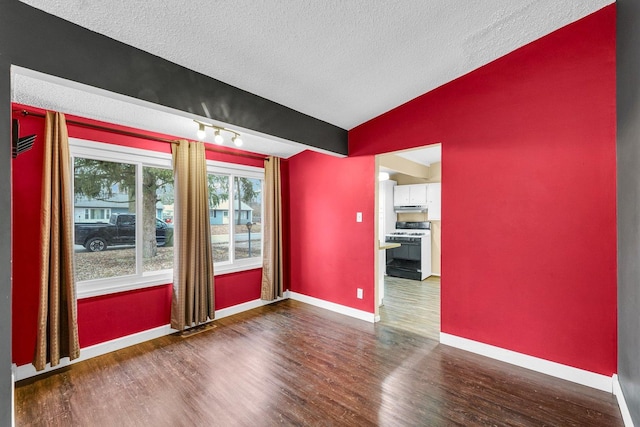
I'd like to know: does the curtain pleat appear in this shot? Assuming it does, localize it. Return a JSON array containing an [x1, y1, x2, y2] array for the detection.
[[34, 111, 80, 371], [261, 156, 283, 300], [171, 140, 215, 330]]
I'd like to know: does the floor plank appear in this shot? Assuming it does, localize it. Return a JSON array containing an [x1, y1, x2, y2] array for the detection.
[[379, 275, 440, 340], [15, 299, 623, 426]]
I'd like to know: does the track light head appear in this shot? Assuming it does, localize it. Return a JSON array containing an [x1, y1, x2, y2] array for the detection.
[[232, 135, 243, 147], [196, 123, 206, 140], [214, 129, 224, 145]]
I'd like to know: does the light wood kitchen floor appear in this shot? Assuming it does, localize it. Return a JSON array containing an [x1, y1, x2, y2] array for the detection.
[[379, 275, 440, 340]]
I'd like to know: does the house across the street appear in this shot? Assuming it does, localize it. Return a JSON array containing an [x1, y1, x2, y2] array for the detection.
[[209, 200, 252, 225]]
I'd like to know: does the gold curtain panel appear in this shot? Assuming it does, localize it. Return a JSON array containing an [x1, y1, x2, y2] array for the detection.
[[171, 140, 215, 330], [34, 111, 80, 371], [261, 156, 284, 300]]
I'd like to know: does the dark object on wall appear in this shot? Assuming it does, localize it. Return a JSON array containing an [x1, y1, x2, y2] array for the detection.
[[12, 119, 36, 158]]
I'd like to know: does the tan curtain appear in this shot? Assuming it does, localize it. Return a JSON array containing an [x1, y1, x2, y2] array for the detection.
[[261, 156, 283, 300], [34, 111, 80, 371], [171, 140, 215, 330]]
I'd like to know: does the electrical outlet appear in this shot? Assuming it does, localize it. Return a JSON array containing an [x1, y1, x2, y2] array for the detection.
[[356, 212, 363, 222], [357, 288, 363, 299]]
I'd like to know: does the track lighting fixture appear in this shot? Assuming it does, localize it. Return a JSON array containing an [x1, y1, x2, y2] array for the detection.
[[194, 120, 243, 148], [196, 123, 206, 140]]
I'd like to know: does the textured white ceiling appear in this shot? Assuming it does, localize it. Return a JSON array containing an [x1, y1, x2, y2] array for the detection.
[[396, 145, 442, 166], [19, 0, 612, 130]]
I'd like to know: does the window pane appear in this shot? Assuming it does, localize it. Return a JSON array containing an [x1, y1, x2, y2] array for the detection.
[[208, 174, 230, 262], [73, 158, 136, 281], [234, 177, 262, 260], [142, 167, 174, 273]]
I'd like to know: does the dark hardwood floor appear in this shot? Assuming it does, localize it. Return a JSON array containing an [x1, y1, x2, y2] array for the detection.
[[16, 299, 622, 426]]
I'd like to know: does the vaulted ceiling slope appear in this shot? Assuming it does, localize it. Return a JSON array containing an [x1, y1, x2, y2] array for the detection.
[[20, 0, 612, 130]]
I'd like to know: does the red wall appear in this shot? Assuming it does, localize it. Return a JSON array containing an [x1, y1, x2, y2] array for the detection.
[[347, 6, 617, 375], [11, 106, 264, 366], [12, 5, 617, 378], [286, 150, 375, 311]]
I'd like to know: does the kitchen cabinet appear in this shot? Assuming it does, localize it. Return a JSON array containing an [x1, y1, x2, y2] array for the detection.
[[427, 183, 441, 220], [394, 184, 427, 206], [409, 184, 428, 205], [393, 185, 411, 206]]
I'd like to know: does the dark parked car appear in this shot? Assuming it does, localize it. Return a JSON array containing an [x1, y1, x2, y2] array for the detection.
[[75, 213, 173, 252]]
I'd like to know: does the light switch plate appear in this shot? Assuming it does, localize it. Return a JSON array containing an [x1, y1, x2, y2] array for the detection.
[[356, 212, 363, 222], [357, 288, 363, 299]]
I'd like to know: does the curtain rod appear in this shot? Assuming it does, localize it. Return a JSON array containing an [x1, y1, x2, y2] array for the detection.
[[14, 109, 269, 162]]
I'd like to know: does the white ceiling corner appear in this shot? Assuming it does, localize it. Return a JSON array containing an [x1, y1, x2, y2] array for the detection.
[[395, 145, 442, 166]]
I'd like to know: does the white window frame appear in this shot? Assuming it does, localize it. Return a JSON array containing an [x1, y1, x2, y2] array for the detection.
[[70, 138, 173, 299], [207, 160, 264, 275], [70, 138, 265, 298]]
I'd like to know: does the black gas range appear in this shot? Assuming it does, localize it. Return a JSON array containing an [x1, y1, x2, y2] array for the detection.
[[384, 221, 432, 280]]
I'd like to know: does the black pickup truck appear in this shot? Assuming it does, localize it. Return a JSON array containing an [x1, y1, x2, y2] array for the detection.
[[75, 213, 173, 252]]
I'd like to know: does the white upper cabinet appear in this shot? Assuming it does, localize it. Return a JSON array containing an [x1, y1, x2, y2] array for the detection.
[[393, 185, 411, 206], [427, 183, 441, 220], [409, 184, 428, 205], [394, 184, 428, 206], [393, 183, 440, 218]]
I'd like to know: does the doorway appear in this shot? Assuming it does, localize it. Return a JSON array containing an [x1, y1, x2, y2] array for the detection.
[[375, 144, 441, 340]]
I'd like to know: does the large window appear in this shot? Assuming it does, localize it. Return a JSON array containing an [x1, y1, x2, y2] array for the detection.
[[208, 173, 231, 263], [233, 176, 262, 261], [71, 140, 174, 298], [207, 162, 264, 273], [70, 139, 263, 298], [73, 158, 137, 281], [142, 166, 175, 274]]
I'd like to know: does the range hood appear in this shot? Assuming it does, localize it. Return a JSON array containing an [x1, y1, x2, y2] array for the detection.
[[394, 205, 428, 213]]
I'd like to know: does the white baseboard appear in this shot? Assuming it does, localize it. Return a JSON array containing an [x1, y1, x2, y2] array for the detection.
[[440, 332, 613, 393], [15, 324, 175, 381], [11, 364, 15, 427], [613, 374, 636, 427], [214, 297, 285, 320], [14, 298, 283, 382], [288, 291, 376, 323]]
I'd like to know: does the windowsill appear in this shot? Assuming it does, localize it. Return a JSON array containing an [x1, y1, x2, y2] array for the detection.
[[214, 259, 263, 275], [77, 260, 263, 299], [77, 272, 172, 299]]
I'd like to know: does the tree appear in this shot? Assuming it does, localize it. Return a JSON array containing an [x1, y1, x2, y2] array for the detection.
[[235, 177, 260, 225], [207, 174, 229, 208], [74, 159, 173, 258], [73, 158, 134, 203], [142, 167, 174, 257]]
